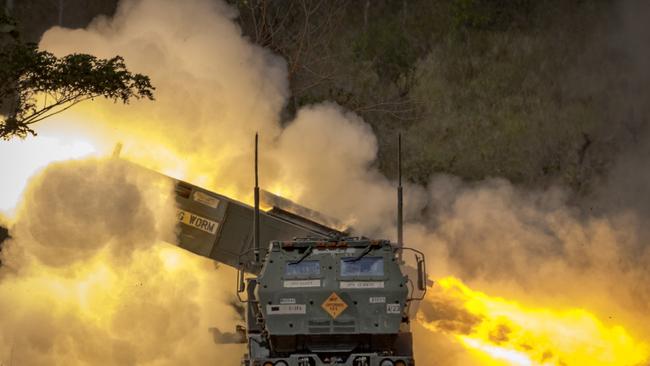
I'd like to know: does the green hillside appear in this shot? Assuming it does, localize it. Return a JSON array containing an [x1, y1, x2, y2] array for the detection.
[[7, 0, 646, 192]]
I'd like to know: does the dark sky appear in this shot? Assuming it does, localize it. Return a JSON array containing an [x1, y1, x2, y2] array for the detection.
[[8, 0, 117, 41]]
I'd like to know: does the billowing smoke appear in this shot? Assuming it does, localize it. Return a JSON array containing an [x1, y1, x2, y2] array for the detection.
[[7, 159, 175, 268], [1, 0, 650, 365], [0, 158, 243, 365], [35, 0, 428, 234], [409, 178, 650, 365]]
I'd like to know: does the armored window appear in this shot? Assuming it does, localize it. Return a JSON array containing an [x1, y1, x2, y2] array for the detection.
[[340, 257, 384, 277], [285, 260, 320, 276]]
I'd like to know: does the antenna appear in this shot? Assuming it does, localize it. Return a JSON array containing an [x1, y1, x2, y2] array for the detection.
[[254, 133, 261, 264], [397, 133, 403, 261]]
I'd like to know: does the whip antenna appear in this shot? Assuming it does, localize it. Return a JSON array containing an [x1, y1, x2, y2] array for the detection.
[[397, 133, 403, 261], [254, 133, 260, 264]]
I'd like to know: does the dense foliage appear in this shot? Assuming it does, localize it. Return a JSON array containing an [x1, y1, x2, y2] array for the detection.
[[0, 13, 154, 139], [7, 0, 647, 193], [231, 0, 642, 192]]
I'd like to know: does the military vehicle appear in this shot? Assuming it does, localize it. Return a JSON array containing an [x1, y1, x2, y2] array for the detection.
[[143, 135, 427, 365]]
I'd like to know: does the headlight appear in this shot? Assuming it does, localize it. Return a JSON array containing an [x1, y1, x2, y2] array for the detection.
[[380, 360, 395, 366], [274, 361, 288, 366]]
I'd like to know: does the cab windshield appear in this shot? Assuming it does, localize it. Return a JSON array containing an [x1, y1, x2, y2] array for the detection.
[[340, 257, 384, 277], [285, 260, 320, 276]]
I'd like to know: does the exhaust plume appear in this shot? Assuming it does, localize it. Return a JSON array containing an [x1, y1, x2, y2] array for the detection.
[[0, 158, 243, 365], [36, 0, 427, 234], [406, 177, 650, 365]]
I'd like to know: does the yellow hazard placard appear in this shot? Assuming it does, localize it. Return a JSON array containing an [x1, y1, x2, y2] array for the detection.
[[321, 292, 348, 319]]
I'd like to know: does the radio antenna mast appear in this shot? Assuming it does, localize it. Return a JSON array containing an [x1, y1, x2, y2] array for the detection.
[[397, 133, 403, 262], [254, 133, 261, 264]]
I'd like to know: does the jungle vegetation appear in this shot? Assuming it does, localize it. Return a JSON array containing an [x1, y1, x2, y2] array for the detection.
[[6, 0, 647, 193]]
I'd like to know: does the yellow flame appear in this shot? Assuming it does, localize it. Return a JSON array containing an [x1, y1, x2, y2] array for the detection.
[[419, 277, 650, 366]]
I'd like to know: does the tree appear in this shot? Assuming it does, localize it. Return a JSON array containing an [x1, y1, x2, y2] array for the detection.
[[0, 13, 154, 140]]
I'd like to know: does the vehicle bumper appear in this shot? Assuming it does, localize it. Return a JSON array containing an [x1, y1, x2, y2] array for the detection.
[[244, 353, 414, 366]]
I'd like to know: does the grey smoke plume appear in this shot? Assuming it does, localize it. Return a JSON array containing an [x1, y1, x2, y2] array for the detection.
[[0, 159, 243, 365], [401, 180, 650, 365], [7, 158, 174, 267], [36, 0, 428, 234]]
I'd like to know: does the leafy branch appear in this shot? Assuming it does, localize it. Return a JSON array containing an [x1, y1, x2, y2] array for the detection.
[[0, 15, 154, 140]]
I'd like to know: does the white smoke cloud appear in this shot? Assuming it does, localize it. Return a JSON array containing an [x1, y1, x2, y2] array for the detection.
[[0, 158, 243, 365], [36, 0, 428, 232], [8, 158, 175, 267], [401, 176, 650, 365]]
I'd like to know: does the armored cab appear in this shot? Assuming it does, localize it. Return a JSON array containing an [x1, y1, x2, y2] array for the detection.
[[245, 238, 416, 366]]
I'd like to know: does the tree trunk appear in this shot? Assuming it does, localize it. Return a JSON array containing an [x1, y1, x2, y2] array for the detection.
[[58, 0, 64, 26]]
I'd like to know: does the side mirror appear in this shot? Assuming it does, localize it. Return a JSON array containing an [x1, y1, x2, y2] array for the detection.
[[416, 255, 426, 292], [237, 268, 246, 293], [236, 325, 247, 343]]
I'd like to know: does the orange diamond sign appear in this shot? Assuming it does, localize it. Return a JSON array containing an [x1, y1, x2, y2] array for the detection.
[[321, 292, 348, 319]]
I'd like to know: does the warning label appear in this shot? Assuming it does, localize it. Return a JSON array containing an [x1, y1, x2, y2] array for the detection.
[[321, 292, 348, 319], [192, 191, 220, 208], [177, 209, 219, 234]]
